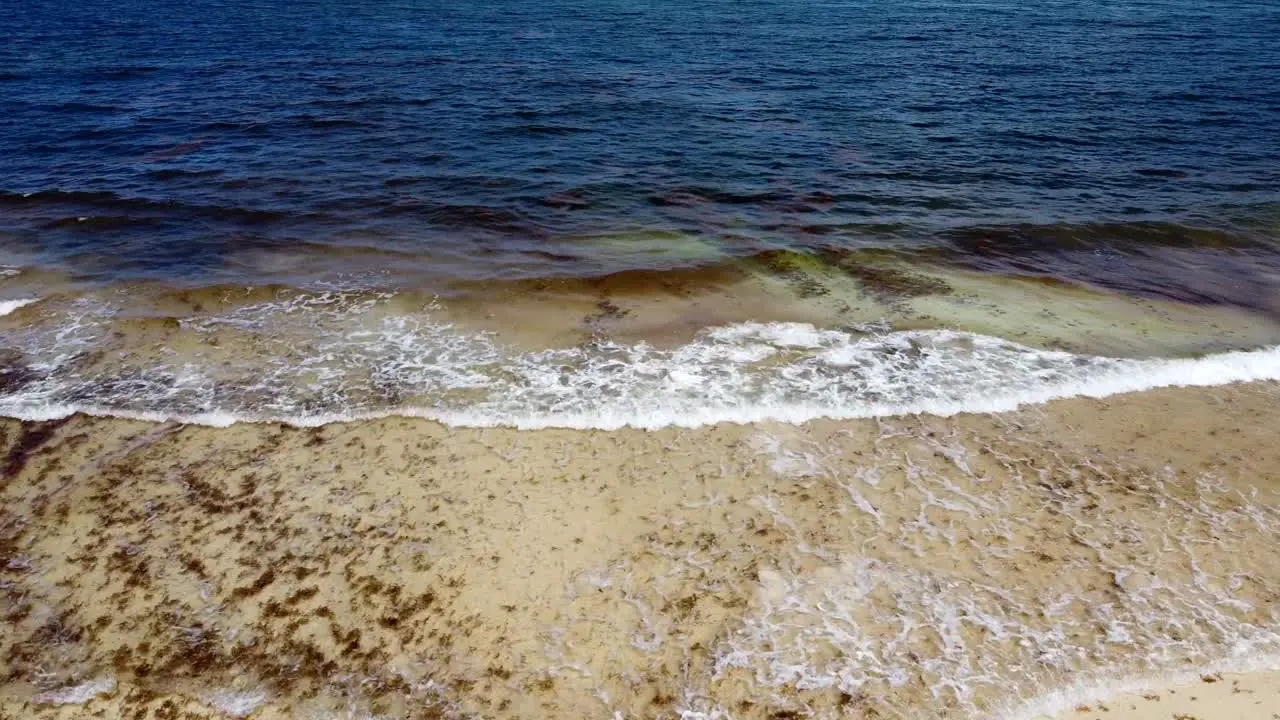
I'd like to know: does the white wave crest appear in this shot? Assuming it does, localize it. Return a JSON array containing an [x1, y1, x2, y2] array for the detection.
[[0, 295, 1277, 430], [0, 297, 38, 316], [32, 676, 116, 705]]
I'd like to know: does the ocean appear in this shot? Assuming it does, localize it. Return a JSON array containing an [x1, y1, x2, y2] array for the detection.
[[3, 1, 1280, 719]]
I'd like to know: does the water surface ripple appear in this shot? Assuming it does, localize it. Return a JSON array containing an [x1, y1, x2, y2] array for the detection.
[[2, 0, 1279, 284]]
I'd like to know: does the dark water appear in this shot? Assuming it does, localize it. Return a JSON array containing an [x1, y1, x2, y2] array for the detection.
[[3, 0, 1280, 290]]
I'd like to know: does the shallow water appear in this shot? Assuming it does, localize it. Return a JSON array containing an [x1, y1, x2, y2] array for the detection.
[[3, 386, 1280, 720], [5, 0, 1280, 427], [4, 4, 1280, 718]]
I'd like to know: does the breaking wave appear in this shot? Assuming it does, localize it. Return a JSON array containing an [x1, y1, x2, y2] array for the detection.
[[0, 290, 1276, 429], [0, 298, 38, 316]]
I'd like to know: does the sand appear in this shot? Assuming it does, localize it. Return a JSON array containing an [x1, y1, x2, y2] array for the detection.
[[2, 381, 1280, 719]]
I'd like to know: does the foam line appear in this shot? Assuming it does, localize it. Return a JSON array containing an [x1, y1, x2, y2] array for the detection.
[[0, 322, 1276, 429], [992, 652, 1280, 720], [0, 298, 38, 316], [31, 677, 116, 706]]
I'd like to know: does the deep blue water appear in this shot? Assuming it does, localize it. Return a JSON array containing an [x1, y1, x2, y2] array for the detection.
[[3, 0, 1280, 284]]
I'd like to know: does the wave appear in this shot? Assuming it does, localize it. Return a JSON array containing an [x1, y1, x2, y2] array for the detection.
[[31, 656, 1280, 719], [0, 298, 38, 316], [993, 653, 1280, 720], [5, 177, 1279, 308], [0, 294, 1276, 429], [0, 190, 294, 226]]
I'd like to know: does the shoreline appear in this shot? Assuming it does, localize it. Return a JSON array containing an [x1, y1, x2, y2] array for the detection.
[[1008, 660, 1280, 720], [2, 325, 1279, 433], [2, 381, 1280, 719], [12, 658, 1280, 719]]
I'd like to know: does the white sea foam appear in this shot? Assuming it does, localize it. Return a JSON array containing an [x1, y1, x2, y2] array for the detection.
[[697, 453, 1280, 719], [199, 688, 267, 717], [716, 552, 1280, 718], [994, 653, 1280, 720], [32, 676, 116, 705], [0, 297, 38, 316], [0, 290, 1276, 430]]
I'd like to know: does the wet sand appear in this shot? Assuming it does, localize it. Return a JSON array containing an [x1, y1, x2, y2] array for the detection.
[[2, 381, 1280, 719], [1039, 668, 1280, 720]]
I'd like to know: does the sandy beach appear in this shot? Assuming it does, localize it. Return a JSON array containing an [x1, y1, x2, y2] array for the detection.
[[6, 0, 1280, 717], [2, 380, 1279, 719]]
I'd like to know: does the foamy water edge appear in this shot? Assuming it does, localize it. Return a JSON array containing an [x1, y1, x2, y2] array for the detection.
[[0, 297, 38, 316], [993, 653, 1280, 720], [1, 334, 1276, 430], [24, 654, 1280, 718]]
